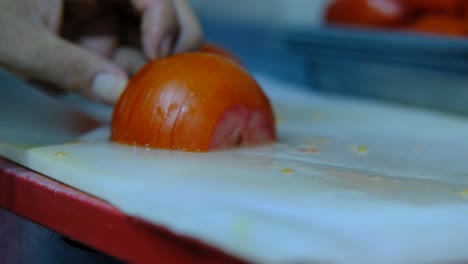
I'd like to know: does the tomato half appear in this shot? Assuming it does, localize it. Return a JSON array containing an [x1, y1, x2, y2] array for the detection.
[[111, 53, 276, 152], [325, 0, 406, 28], [199, 42, 241, 64]]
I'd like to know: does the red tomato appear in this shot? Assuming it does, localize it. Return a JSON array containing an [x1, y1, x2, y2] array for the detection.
[[405, 14, 466, 37], [325, 0, 406, 28], [199, 42, 241, 64], [402, 0, 461, 13], [460, 0, 468, 30], [461, 0, 468, 8], [111, 53, 276, 152]]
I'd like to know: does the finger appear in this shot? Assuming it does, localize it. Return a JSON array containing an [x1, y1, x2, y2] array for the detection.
[[1, 27, 128, 104], [112, 46, 147, 75], [171, 0, 203, 53], [79, 35, 118, 58], [131, 0, 179, 58], [37, 0, 63, 33]]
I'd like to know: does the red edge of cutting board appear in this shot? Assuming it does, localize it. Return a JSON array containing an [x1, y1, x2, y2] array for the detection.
[[0, 157, 248, 264]]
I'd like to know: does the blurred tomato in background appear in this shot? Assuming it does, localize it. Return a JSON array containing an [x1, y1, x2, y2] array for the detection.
[[325, 0, 468, 38], [325, 0, 407, 28]]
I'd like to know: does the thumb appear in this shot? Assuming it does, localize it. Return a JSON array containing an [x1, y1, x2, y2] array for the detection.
[[1, 29, 128, 104]]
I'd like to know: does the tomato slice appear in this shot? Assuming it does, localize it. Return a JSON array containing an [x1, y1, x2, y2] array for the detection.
[[111, 53, 276, 152], [405, 14, 466, 37], [325, 0, 406, 28]]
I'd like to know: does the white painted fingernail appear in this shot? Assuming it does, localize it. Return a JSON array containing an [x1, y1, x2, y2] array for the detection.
[[159, 37, 173, 57], [92, 73, 128, 103]]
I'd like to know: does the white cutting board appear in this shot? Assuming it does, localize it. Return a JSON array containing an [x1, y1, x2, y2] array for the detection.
[[1, 70, 468, 264]]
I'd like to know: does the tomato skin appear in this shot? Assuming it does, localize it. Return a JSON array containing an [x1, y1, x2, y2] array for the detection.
[[198, 42, 241, 64], [405, 15, 466, 37], [402, 0, 461, 13], [111, 53, 276, 152], [325, 0, 468, 37], [325, 0, 407, 28]]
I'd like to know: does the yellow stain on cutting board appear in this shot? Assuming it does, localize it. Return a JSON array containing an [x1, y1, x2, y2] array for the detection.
[[280, 168, 296, 174], [350, 144, 369, 155], [55, 152, 68, 157], [460, 189, 468, 198]]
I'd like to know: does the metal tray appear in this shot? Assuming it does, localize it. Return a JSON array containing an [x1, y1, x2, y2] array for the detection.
[[282, 26, 468, 116]]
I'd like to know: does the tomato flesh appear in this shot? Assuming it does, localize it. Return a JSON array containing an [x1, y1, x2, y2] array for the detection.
[[209, 106, 276, 150]]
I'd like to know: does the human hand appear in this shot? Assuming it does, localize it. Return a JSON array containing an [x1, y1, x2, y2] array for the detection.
[[0, 0, 203, 103]]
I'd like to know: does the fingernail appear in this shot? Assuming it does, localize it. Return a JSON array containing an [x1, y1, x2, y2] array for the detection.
[[159, 37, 173, 58], [92, 73, 128, 103]]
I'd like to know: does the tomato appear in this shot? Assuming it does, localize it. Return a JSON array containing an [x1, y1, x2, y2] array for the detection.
[[111, 53, 276, 152], [405, 14, 466, 37], [325, 0, 406, 28], [198, 42, 241, 64], [402, 0, 461, 13], [460, 0, 468, 29]]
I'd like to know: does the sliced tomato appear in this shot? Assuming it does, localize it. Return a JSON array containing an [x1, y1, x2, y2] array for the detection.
[[405, 14, 466, 37], [111, 52, 276, 152], [325, 0, 407, 28]]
